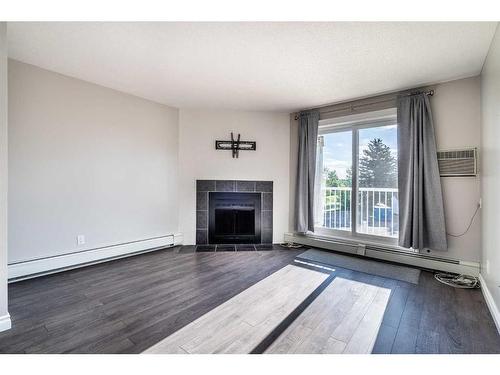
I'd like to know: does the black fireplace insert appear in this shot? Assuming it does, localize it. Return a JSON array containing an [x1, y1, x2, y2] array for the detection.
[[208, 192, 261, 244]]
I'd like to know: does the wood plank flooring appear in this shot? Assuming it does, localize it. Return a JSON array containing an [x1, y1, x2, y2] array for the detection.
[[0, 247, 301, 353], [145, 264, 329, 354], [265, 271, 392, 354], [0, 246, 499, 354]]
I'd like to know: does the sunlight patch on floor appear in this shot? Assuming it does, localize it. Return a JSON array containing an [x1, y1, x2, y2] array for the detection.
[[293, 259, 336, 272], [265, 276, 392, 354], [143, 264, 329, 354]]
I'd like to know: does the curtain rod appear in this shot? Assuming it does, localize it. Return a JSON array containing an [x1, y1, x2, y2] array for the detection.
[[294, 89, 435, 121]]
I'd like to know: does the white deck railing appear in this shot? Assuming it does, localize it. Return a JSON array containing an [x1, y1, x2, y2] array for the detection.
[[321, 187, 398, 238]]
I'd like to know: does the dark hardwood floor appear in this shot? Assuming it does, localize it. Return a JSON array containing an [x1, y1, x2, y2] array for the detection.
[[0, 246, 499, 354], [372, 270, 500, 354]]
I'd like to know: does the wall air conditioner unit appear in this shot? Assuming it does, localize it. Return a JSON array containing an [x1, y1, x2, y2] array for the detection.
[[437, 148, 477, 177]]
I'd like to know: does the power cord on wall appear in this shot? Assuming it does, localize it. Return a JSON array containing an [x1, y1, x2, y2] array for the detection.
[[446, 203, 481, 238], [436, 203, 481, 288]]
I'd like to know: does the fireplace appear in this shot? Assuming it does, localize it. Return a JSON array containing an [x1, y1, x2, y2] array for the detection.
[[196, 180, 273, 245], [209, 192, 261, 244]]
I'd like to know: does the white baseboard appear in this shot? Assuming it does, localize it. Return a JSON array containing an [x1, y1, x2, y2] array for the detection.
[[284, 232, 480, 276], [8, 233, 183, 282], [479, 274, 500, 334], [0, 313, 11, 332]]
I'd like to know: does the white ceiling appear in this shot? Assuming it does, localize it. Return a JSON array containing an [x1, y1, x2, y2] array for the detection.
[[7, 22, 498, 112]]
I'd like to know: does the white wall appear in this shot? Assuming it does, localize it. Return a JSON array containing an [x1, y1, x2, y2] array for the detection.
[[8, 60, 179, 264], [178, 109, 290, 245], [430, 76, 481, 262], [289, 76, 482, 263], [0, 23, 10, 331], [481, 25, 500, 316]]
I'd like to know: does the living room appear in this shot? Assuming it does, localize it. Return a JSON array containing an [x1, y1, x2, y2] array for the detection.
[[0, 1, 499, 372]]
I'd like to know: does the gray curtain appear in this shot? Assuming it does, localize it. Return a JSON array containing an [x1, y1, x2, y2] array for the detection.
[[397, 94, 447, 251], [295, 110, 320, 233]]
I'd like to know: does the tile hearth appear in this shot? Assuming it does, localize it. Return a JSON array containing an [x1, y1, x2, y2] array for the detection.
[[193, 244, 281, 252]]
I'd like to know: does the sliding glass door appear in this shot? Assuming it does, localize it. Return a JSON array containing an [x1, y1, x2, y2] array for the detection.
[[314, 109, 399, 244], [315, 130, 353, 233]]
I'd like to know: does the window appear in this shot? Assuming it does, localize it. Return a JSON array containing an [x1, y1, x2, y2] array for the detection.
[[314, 108, 398, 243]]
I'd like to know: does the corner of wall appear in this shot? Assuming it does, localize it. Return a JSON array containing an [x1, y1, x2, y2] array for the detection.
[[479, 22, 500, 334], [288, 113, 298, 233], [479, 274, 500, 334], [0, 313, 11, 332], [0, 21, 9, 329]]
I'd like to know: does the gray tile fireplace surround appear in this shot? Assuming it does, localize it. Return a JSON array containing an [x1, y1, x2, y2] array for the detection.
[[196, 180, 273, 245]]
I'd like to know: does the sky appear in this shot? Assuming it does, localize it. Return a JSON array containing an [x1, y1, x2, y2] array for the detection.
[[322, 124, 397, 179]]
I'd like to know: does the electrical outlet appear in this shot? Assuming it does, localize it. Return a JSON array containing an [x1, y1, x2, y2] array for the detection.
[[77, 235, 86, 246], [479, 198, 482, 208]]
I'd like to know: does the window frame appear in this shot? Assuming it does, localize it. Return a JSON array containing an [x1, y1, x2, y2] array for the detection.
[[314, 108, 398, 246]]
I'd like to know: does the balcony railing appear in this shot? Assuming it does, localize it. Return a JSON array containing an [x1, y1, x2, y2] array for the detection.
[[321, 187, 399, 238]]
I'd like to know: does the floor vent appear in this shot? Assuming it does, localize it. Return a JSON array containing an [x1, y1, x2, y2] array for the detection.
[[437, 148, 477, 177]]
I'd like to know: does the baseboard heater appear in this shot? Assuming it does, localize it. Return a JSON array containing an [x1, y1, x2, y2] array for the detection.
[[284, 232, 480, 276], [8, 233, 183, 282]]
